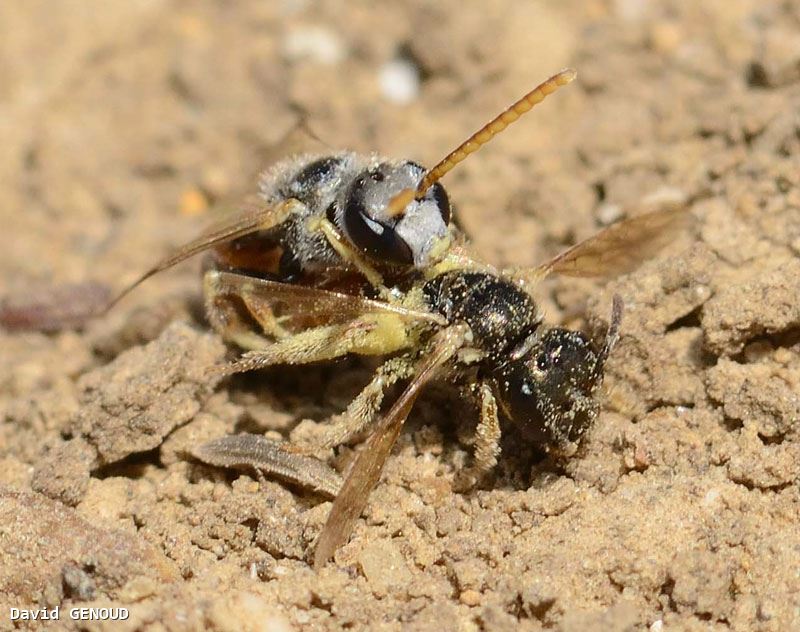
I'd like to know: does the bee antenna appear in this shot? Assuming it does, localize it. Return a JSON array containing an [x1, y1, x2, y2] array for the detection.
[[386, 69, 577, 216], [419, 68, 576, 194], [98, 277, 150, 315]]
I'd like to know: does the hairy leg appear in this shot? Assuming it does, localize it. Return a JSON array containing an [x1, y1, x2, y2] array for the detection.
[[454, 381, 501, 491], [314, 217, 392, 297], [292, 356, 415, 452], [216, 319, 380, 375]]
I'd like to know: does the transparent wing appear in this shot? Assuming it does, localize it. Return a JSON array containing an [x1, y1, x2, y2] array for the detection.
[[0, 281, 111, 332], [191, 434, 343, 499], [212, 271, 447, 331], [313, 324, 469, 569], [523, 206, 692, 283], [105, 199, 302, 311]]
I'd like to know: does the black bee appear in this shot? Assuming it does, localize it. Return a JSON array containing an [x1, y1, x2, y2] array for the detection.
[[192, 269, 623, 568], [189, 193, 686, 567]]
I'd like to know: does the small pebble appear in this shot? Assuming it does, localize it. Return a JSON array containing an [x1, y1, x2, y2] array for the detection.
[[596, 202, 623, 225], [358, 539, 412, 596], [379, 58, 420, 105], [180, 187, 208, 216], [459, 589, 481, 606]]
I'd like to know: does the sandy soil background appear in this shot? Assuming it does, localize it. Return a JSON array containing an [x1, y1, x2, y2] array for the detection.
[[2, 1, 800, 630]]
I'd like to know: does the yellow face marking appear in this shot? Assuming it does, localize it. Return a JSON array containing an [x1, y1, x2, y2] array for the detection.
[[433, 232, 453, 257]]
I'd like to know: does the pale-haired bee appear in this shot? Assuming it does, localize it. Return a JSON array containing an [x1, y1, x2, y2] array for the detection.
[[256, 153, 452, 276], [95, 69, 577, 315], [1, 68, 691, 570]]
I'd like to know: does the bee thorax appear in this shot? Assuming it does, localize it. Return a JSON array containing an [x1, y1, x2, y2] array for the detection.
[[422, 271, 540, 366]]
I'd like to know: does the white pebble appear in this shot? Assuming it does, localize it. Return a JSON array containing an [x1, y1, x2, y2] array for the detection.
[[596, 202, 623, 225], [379, 58, 420, 105]]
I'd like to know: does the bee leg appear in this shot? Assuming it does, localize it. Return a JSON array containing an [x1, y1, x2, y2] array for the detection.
[[216, 319, 381, 375], [453, 382, 501, 492], [250, 465, 268, 488], [191, 434, 343, 499], [315, 217, 390, 296], [291, 356, 415, 452], [203, 271, 274, 350], [203, 270, 291, 350]]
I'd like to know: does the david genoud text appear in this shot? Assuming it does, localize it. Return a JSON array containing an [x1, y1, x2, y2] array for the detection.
[[9, 606, 130, 622]]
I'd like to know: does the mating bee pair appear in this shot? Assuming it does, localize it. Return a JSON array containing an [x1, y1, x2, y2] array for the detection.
[[92, 70, 687, 567]]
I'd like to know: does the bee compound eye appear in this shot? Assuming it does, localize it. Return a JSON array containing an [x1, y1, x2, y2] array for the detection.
[[428, 182, 451, 225], [342, 189, 414, 265]]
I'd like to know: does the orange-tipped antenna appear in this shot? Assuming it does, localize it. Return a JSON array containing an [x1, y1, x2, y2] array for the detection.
[[417, 68, 576, 196], [386, 68, 577, 217]]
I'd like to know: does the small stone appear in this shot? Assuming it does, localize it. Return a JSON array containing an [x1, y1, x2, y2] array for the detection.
[[459, 589, 481, 606], [379, 58, 420, 105], [179, 187, 209, 216], [119, 576, 158, 602], [596, 203, 623, 225]]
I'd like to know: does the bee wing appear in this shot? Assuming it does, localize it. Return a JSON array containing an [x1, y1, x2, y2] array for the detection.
[[191, 433, 343, 499], [212, 271, 447, 330], [313, 324, 470, 569], [105, 199, 302, 311], [521, 206, 692, 284], [0, 281, 112, 332]]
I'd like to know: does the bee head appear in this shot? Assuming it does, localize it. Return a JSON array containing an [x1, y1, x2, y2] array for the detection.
[[337, 161, 451, 267], [493, 297, 623, 452]]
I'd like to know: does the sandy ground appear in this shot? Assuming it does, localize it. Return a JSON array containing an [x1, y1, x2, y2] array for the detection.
[[2, 1, 800, 630]]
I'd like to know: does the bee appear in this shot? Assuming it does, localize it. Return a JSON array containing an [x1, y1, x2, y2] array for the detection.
[[0, 70, 577, 339], [190, 202, 688, 568], [1, 66, 691, 569], [0, 69, 581, 337], [96, 69, 577, 319]]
